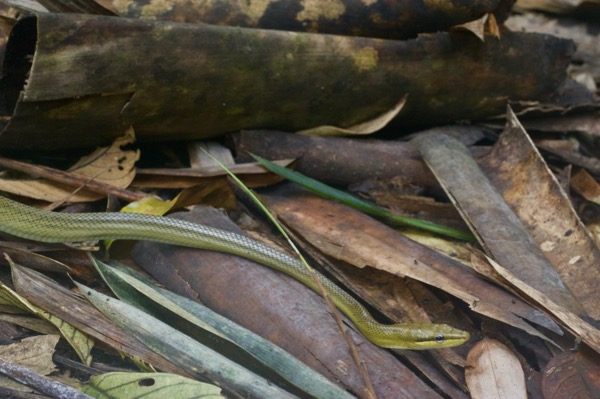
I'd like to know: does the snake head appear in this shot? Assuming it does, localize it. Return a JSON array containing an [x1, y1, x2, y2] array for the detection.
[[375, 322, 470, 350]]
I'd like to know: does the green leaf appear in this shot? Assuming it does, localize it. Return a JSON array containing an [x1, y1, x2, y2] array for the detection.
[[92, 258, 353, 399], [252, 153, 476, 242], [76, 282, 299, 399], [84, 372, 222, 399]]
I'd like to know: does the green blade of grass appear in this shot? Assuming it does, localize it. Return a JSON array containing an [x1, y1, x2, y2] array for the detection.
[[251, 153, 475, 242]]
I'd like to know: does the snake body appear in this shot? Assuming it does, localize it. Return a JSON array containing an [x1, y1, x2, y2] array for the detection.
[[0, 196, 468, 349]]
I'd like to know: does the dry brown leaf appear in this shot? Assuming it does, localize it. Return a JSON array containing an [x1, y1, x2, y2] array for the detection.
[[512, 113, 600, 137], [479, 109, 600, 320], [262, 184, 560, 342], [68, 127, 138, 181], [0, 335, 59, 392], [488, 256, 600, 354], [571, 169, 600, 205], [536, 139, 600, 175], [132, 159, 295, 189], [465, 339, 527, 399], [542, 349, 600, 398], [169, 181, 237, 211], [123, 181, 237, 215], [131, 206, 435, 397], [0, 313, 58, 335], [0, 334, 59, 374], [413, 129, 584, 316], [0, 127, 139, 202]]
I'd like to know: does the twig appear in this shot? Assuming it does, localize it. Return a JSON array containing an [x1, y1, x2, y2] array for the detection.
[[46, 167, 113, 211], [0, 156, 145, 202], [0, 356, 93, 399], [0, 386, 52, 398], [279, 224, 378, 399]]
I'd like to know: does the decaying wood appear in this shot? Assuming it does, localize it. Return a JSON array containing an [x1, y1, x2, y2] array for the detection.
[[0, 13, 573, 150], [234, 130, 438, 188], [131, 207, 442, 399], [113, 0, 504, 39]]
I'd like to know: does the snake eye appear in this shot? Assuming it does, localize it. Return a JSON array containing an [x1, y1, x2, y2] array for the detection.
[[435, 333, 445, 344]]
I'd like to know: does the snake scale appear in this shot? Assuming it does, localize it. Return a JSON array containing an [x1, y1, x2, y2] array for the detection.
[[0, 196, 469, 349]]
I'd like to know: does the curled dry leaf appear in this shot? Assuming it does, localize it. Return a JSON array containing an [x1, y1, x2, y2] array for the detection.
[[297, 96, 406, 137], [451, 13, 500, 41], [466, 339, 526, 399]]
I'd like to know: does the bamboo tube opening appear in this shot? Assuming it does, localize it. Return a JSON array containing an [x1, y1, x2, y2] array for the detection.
[[1, 16, 36, 115]]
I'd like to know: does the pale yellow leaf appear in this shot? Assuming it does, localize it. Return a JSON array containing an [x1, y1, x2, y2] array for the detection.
[[298, 96, 406, 137], [120, 196, 171, 216], [466, 339, 526, 399]]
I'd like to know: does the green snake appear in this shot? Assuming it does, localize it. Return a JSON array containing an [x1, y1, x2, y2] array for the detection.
[[0, 195, 469, 349]]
